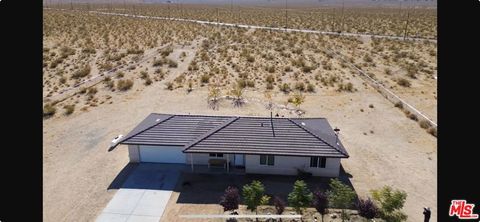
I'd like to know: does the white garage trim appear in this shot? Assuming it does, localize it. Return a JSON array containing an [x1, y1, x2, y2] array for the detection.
[[138, 145, 186, 164]]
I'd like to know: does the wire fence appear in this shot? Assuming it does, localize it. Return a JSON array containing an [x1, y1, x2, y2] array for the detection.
[[330, 48, 437, 129]]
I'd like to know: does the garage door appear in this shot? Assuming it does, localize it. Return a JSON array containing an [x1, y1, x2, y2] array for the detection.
[[139, 145, 186, 164]]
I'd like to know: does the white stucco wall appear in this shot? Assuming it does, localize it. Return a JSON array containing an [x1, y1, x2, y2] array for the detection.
[[128, 145, 140, 162], [245, 155, 341, 177], [186, 153, 234, 165]]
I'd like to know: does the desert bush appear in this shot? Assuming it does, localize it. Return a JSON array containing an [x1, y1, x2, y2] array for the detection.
[[153, 58, 165, 67], [229, 85, 244, 107], [284, 66, 292, 72], [79, 87, 87, 94], [302, 65, 313, 73], [116, 71, 125, 78], [266, 74, 275, 84], [117, 79, 133, 91], [338, 82, 354, 92], [385, 68, 392, 75], [145, 78, 152, 86], [307, 83, 315, 92], [279, 83, 291, 94], [419, 120, 431, 129], [394, 102, 403, 109], [140, 71, 148, 79], [266, 65, 275, 73], [427, 127, 437, 137], [290, 92, 305, 108], [246, 80, 255, 88], [200, 74, 210, 84], [407, 113, 418, 121], [236, 79, 247, 89], [246, 55, 255, 63], [168, 59, 178, 68], [87, 87, 97, 95], [266, 82, 274, 90], [294, 82, 305, 92], [166, 82, 174, 90], [397, 78, 411, 87], [72, 65, 91, 79], [43, 104, 56, 117], [63, 104, 75, 115], [160, 46, 173, 57], [127, 48, 144, 54]]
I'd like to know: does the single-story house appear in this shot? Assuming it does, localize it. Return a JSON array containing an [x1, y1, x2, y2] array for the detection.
[[111, 113, 349, 177]]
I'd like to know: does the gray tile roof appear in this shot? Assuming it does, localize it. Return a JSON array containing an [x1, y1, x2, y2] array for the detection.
[[117, 113, 349, 158]]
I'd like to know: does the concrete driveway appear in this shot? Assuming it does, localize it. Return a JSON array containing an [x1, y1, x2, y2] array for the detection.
[[96, 163, 186, 222]]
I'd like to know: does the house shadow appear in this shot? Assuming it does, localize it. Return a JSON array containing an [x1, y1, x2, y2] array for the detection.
[[107, 163, 187, 191], [175, 164, 358, 208]]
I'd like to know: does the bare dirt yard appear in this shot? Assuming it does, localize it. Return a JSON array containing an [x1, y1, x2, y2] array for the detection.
[[43, 7, 436, 222], [43, 77, 436, 222]]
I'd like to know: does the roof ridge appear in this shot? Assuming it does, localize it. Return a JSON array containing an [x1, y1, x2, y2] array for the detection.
[[182, 116, 240, 152], [117, 114, 175, 146], [287, 118, 349, 157]]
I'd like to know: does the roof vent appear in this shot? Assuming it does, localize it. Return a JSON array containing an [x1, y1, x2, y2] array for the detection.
[[301, 122, 306, 126], [156, 118, 161, 122], [261, 123, 264, 127]]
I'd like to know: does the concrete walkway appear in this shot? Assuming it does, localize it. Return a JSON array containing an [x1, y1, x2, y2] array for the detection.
[[96, 164, 185, 222]]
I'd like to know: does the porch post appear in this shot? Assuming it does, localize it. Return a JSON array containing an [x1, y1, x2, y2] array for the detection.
[[227, 154, 230, 172], [190, 153, 194, 172]]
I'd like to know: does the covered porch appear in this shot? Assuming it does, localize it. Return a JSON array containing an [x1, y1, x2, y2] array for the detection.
[[185, 152, 246, 175]]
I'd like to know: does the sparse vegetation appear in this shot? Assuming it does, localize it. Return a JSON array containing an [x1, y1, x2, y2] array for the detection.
[[117, 79, 133, 91]]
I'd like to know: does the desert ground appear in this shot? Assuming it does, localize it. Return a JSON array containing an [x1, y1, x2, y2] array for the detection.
[[43, 4, 436, 222]]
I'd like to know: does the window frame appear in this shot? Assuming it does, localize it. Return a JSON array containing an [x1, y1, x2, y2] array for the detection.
[[310, 157, 326, 168], [260, 155, 275, 166], [209, 153, 224, 158]]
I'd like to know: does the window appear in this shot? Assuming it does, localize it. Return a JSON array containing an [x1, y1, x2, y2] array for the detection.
[[209, 153, 223, 157], [310, 157, 326, 168], [260, 155, 274, 166]]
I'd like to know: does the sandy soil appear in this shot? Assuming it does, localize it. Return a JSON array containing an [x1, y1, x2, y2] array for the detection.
[[43, 72, 436, 221]]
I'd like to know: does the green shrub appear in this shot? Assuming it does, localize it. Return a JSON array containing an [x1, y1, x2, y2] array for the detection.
[[288, 180, 313, 214], [371, 186, 408, 222]]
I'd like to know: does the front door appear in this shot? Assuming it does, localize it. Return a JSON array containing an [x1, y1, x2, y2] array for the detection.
[[234, 154, 245, 167]]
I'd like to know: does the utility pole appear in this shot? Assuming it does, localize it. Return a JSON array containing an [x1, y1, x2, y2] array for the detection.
[[332, 8, 336, 32], [168, 2, 170, 19], [285, 0, 288, 31], [70, 0, 73, 10], [403, 8, 410, 40], [340, 0, 345, 33], [216, 7, 219, 25]]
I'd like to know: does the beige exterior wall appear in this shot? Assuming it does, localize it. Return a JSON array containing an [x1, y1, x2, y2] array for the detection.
[[186, 153, 234, 165], [245, 155, 341, 177], [128, 145, 140, 163]]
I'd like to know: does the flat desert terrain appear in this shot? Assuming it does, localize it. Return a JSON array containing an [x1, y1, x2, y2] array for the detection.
[[43, 5, 436, 222]]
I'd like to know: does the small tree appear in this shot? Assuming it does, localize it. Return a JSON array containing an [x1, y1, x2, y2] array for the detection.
[[229, 84, 244, 107], [264, 90, 274, 110], [242, 180, 266, 214], [219, 186, 240, 213], [207, 83, 221, 110], [287, 180, 313, 214], [356, 197, 378, 220], [273, 196, 286, 215], [371, 186, 408, 222], [313, 189, 329, 222], [327, 178, 356, 222]]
